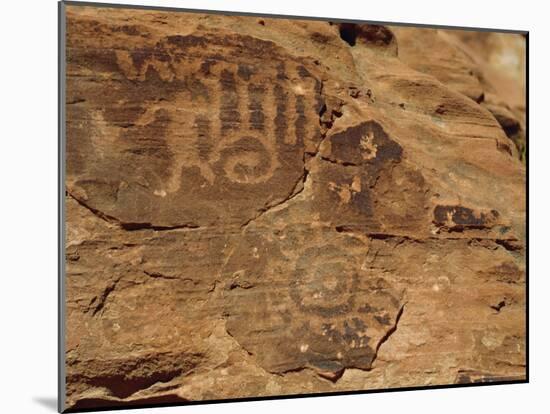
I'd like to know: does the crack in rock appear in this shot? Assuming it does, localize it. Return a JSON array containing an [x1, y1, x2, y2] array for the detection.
[[240, 88, 345, 230], [88, 276, 123, 316], [66, 189, 202, 232]]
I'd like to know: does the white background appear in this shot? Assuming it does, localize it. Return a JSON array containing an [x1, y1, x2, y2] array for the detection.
[[0, 0, 545, 412]]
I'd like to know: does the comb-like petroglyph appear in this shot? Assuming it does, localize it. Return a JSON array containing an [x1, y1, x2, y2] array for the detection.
[[64, 5, 526, 410], [67, 30, 325, 228]]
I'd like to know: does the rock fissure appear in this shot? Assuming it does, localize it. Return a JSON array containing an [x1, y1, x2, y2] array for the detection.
[[371, 303, 406, 367], [89, 276, 123, 316], [240, 87, 344, 230], [67, 190, 202, 232]]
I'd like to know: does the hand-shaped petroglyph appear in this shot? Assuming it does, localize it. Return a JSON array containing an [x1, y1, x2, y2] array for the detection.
[[116, 37, 323, 194]]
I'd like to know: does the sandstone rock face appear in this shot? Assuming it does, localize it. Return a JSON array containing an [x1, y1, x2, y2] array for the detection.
[[63, 5, 526, 411]]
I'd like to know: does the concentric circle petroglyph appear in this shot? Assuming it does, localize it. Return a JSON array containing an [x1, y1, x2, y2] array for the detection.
[[290, 245, 360, 317], [217, 136, 277, 184], [222, 226, 404, 379]]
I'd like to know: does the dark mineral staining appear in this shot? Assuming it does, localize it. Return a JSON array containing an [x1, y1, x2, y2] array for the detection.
[[352, 317, 367, 330], [480, 262, 524, 284], [247, 84, 266, 131], [351, 186, 373, 216], [316, 121, 406, 224], [234, 35, 280, 58], [311, 321, 375, 376], [297, 65, 313, 79], [184, 75, 209, 100], [310, 32, 332, 44], [435, 104, 448, 115], [328, 121, 403, 168], [219, 69, 240, 132], [152, 45, 172, 63], [294, 95, 307, 147], [200, 59, 216, 76], [433, 205, 499, 230], [111, 24, 142, 36], [273, 84, 288, 143], [348, 87, 361, 98], [374, 313, 392, 325], [276, 62, 288, 81], [358, 303, 379, 314], [194, 115, 212, 160], [129, 48, 153, 72], [342, 320, 371, 348], [361, 24, 394, 45], [166, 34, 207, 50], [314, 79, 325, 115], [237, 64, 254, 81]]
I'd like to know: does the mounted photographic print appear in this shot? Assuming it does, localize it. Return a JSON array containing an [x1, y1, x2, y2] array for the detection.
[[59, 1, 527, 411]]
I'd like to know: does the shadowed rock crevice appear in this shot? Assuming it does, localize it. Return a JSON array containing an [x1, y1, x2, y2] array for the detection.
[[66, 394, 189, 411], [88, 277, 122, 316], [370, 303, 405, 367], [66, 353, 202, 401], [338, 23, 397, 52], [66, 190, 202, 231], [83, 369, 183, 399]]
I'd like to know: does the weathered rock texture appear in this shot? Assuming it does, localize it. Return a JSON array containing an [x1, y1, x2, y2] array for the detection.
[[63, 5, 526, 411]]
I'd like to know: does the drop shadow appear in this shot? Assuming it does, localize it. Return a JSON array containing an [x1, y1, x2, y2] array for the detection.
[[33, 396, 58, 412]]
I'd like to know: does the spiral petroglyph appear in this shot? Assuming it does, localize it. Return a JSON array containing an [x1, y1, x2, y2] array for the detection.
[[113, 35, 323, 190], [66, 31, 325, 227], [290, 245, 360, 317]]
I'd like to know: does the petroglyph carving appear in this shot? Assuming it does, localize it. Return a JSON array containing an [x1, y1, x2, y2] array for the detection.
[[223, 226, 404, 379], [64, 8, 527, 408], [66, 32, 325, 226], [111, 35, 324, 191], [433, 205, 500, 231]]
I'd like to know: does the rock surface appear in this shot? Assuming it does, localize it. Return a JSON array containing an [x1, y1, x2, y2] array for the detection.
[[63, 5, 526, 410]]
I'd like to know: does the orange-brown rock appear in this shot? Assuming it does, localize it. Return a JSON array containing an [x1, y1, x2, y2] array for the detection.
[[393, 27, 527, 160], [63, 4, 526, 411]]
